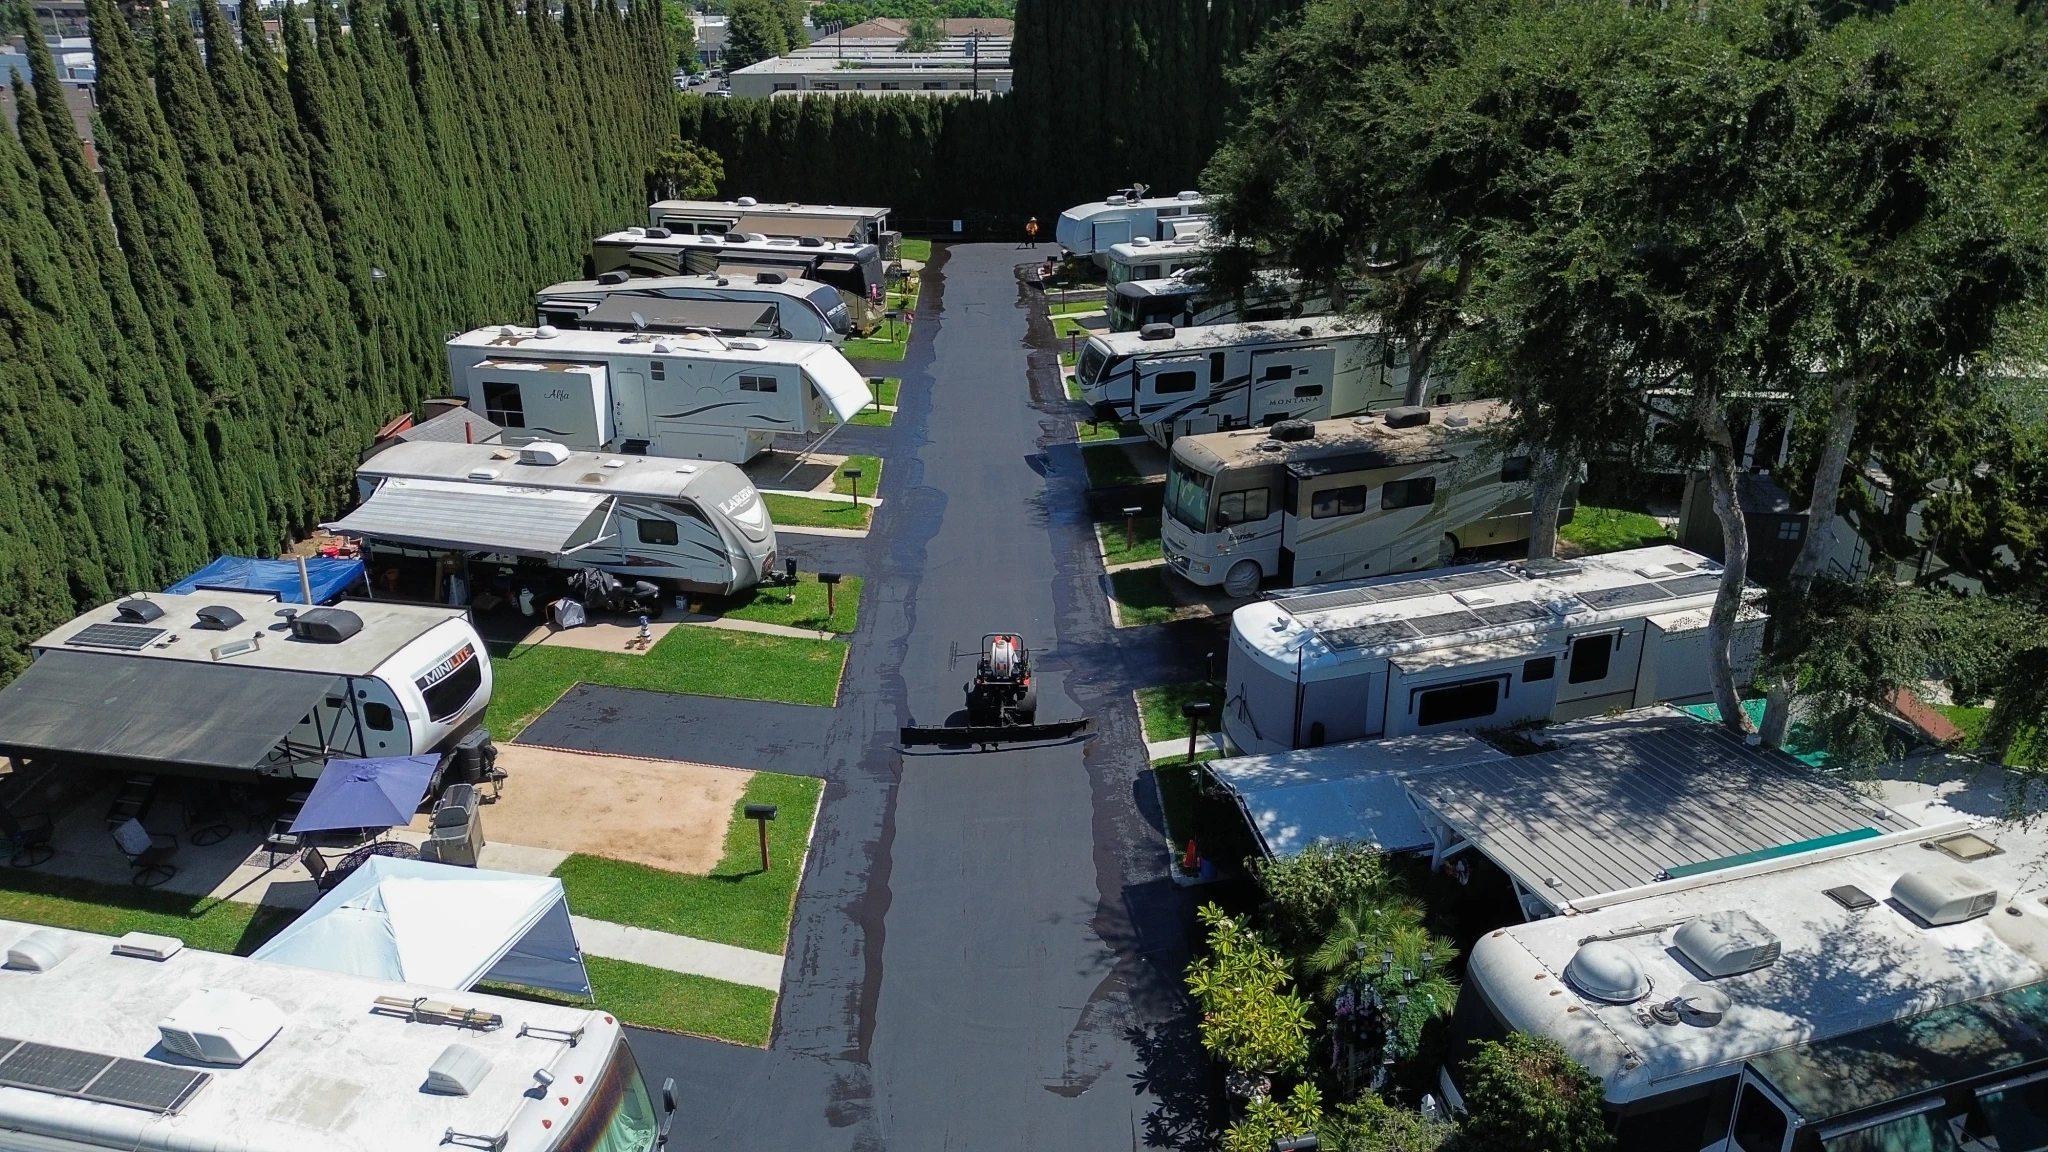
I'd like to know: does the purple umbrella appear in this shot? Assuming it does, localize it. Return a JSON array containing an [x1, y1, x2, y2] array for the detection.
[[290, 755, 440, 834]]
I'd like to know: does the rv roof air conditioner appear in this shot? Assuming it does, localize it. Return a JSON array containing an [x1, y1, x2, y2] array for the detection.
[[1893, 866, 1998, 925], [798, 236, 825, 247], [1178, 190, 1201, 200], [518, 442, 572, 467], [1270, 420, 1314, 443], [736, 196, 758, 207], [1131, 237, 1152, 247], [192, 605, 244, 631], [1138, 323, 1175, 341], [756, 271, 786, 284], [1673, 910, 1780, 977], [596, 270, 630, 285], [645, 227, 672, 239], [158, 989, 286, 1066], [290, 607, 363, 644], [1564, 940, 1651, 1004], [1384, 406, 1432, 429], [115, 599, 165, 624]]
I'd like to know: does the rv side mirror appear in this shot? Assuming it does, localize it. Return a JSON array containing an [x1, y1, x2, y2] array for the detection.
[[656, 1077, 678, 1147]]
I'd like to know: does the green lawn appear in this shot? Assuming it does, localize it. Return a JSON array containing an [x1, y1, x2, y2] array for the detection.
[[1153, 760, 1256, 878], [1560, 506, 1674, 554], [488, 959, 777, 1047], [0, 869, 297, 955], [842, 379, 901, 427], [832, 454, 883, 497], [1137, 680, 1227, 743], [898, 237, 932, 262], [845, 330, 908, 361], [487, 627, 847, 737], [763, 493, 874, 530], [1110, 567, 1198, 627], [1078, 419, 1142, 443], [1064, 371, 1083, 398], [1082, 443, 1150, 489], [1933, 704, 2040, 765], [872, 378, 901, 406], [887, 289, 918, 312], [1052, 314, 1096, 341], [701, 574, 862, 634], [850, 408, 895, 427], [553, 772, 824, 954], [1049, 298, 1105, 317], [1095, 514, 1163, 566]]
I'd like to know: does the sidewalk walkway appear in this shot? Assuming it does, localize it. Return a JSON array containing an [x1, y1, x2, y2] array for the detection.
[[678, 612, 839, 642], [570, 916, 784, 990], [1145, 733, 1225, 761]]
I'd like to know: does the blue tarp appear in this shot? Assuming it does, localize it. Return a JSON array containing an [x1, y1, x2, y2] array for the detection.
[[165, 555, 365, 605], [291, 755, 440, 833]]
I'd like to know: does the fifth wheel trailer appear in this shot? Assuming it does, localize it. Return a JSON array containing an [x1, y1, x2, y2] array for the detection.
[[536, 270, 852, 344], [1223, 545, 1764, 754], [648, 196, 895, 251], [444, 324, 871, 464], [1056, 187, 1209, 264]]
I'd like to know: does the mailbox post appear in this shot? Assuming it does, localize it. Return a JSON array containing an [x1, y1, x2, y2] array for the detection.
[[1123, 506, 1142, 555], [842, 467, 864, 507], [745, 803, 778, 871], [819, 572, 842, 620], [1182, 700, 1214, 762]]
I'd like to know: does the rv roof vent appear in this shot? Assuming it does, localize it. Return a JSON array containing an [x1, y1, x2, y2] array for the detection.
[[756, 271, 786, 284], [626, 227, 646, 237], [579, 473, 607, 485], [425, 1043, 492, 1096], [743, 233, 769, 243], [1670, 983, 1730, 1027], [596, 270, 630, 286], [1564, 940, 1651, 1004], [1258, 439, 1285, 452], [5, 928, 76, 972], [1139, 323, 1175, 341], [115, 599, 165, 624], [736, 195, 758, 207], [534, 325, 559, 339], [1384, 406, 1432, 429], [158, 989, 285, 1067], [1131, 236, 1151, 247], [1893, 866, 1998, 926], [797, 235, 825, 247], [645, 227, 672, 239], [1107, 194, 1127, 206], [111, 932, 183, 961], [192, 605, 244, 632], [652, 343, 672, 355], [1270, 420, 1315, 443], [467, 467, 498, 481], [727, 338, 767, 350], [519, 442, 572, 467], [290, 607, 363, 644], [1673, 910, 1780, 977], [1178, 189, 1201, 201]]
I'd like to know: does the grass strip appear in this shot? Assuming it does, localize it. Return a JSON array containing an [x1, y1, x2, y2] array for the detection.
[[1153, 762, 1259, 877], [701, 574, 862, 634], [1559, 506, 1673, 554], [486, 959, 777, 1047], [1082, 443, 1150, 490], [849, 408, 895, 427], [1095, 514, 1163, 566], [832, 454, 883, 497], [1110, 567, 1199, 627], [1064, 371, 1083, 397], [897, 238, 932, 262], [553, 772, 823, 954], [1052, 315, 1096, 342], [763, 493, 873, 531], [1049, 299, 1105, 316], [1078, 419, 1142, 443], [845, 333, 908, 361], [0, 869, 297, 955], [1137, 680, 1227, 743], [487, 627, 845, 737]]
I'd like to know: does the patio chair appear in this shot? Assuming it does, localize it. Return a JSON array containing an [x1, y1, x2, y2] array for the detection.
[[299, 848, 344, 892], [181, 781, 234, 847], [0, 806, 54, 868], [110, 818, 177, 888]]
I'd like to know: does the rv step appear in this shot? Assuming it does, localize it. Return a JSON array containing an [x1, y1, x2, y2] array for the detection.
[[104, 775, 159, 830]]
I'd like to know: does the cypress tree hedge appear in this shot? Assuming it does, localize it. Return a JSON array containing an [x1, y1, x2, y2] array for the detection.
[[0, 0, 672, 678]]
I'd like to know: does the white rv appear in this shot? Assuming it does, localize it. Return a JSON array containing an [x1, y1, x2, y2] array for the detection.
[[0, 917, 669, 1152], [1224, 545, 1764, 753], [0, 590, 490, 778], [1056, 187, 1209, 264], [1162, 403, 1538, 595], [1075, 316, 1464, 445], [537, 270, 852, 344], [648, 195, 895, 251], [590, 227, 887, 304], [1104, 229, 1214, 287], [331, 440, 777, 597], [444, 324, 871, 464], [1108, 270, 1322, 333]]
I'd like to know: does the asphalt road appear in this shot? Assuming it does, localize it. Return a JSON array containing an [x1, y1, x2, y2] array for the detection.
[[622, 244, 1222, 1150]]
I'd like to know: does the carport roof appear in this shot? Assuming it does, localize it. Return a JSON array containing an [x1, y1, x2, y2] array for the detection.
[[1208, 732, 1505, 857], [326, 478, 615, 558]]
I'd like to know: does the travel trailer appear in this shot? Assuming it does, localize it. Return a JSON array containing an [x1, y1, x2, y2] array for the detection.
[[1223, 545, 1763, 754], [1107, 271, 1322, 333], [590, 227, 887, 305], [331, 440, 778, 597], [1162, 403, 1538, 595], [1104, 230, 1213, 287], [0, 917, 669, 1152], [648, 196, 896, 251], [443, 324, 871, 464], [1056, 187, 1209, 264], [0, 590, 490, 779], [1075, 316, 1465, 445], [536, 270, 852, 344]]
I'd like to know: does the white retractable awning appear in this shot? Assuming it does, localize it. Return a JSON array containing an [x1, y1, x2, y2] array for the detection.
[[326, 477, 616, 558], [1207, 732, 1506, 858], [803, 348, 874, 422]]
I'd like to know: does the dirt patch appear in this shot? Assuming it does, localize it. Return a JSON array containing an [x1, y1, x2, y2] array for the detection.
[[448, 746, 751, 874]]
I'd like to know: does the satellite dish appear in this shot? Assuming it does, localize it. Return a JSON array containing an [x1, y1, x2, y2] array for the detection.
[[631, 311, 649, 331]]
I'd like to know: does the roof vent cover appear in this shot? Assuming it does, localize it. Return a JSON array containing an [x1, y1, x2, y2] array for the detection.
[[425, 1043, 493, 1096], [1269, 420, 1314, 443], [1674, 910, 1781, 977], [290, 607, 362, 644], [1565, 940, 1651, 1004], [1384, 405, 1432, 429], [595, 270, 630, 285], [157, 989, 285, 1066], [518, 441, 572, 467], [756, 271, 786, 284], [1138, 323, 1175, 341], [1893, 866, 1998, 926], [192, 605, 244, 632], [5, 929, 76, 972], [114, 599, 165, 624]]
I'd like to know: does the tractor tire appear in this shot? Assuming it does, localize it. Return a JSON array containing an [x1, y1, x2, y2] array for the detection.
[[1223, 559, 1262, 598], [1436, 533, 1459, 568], [1015, 687, 1038, 725]]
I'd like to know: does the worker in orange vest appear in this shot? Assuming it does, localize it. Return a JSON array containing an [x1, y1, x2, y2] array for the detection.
[[1023, 217, 1040, 249]]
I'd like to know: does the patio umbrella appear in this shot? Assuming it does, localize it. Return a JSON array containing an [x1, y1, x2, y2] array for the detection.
[[291, 755, 440, 834]]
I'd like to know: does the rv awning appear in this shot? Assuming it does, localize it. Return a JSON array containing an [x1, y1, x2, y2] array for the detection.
[[0, 649, 336, 772], [252, 856, 591, 997], [815, 259, 861, 275], [1208, 733, 1506, 858], [799, 350, 873, 423], [583, 296, 776, 334], [326, 478, 616, 559], [731, 213, 860, 241]]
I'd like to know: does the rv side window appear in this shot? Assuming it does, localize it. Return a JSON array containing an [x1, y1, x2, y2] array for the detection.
[[1731, 1084, 1790, 1152], [1500, 455, 1532, 483], [638, 517, 679, 546], [1210, 353, 1225, 383], [1311, 486, 1368, 519], [739, 375, 779, 392], [482, 381, 525, 428], [1522, 656, 1555, 682], [1215, 489, 1270, 527], [363, 703, 394, 731], [419, 651, 483, 723], [1293, 384, 1324, 398], [1153, 370, 1197, 395], [1260, 364, 1293, 382], [1568, 634, 1614, 683], [1415, 678, 1500, 726], [1382, 477, 1437, 510], [1137, 264, 1160, 280]]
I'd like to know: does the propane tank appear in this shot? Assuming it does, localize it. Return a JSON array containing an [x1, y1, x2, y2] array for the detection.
[[989, 635, 1019, 678]]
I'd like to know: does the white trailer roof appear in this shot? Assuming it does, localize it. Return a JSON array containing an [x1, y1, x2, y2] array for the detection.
[[537, 270, 835, 302], [649, 197, 889, 222], [1087, 314, 1376, 358], [595, 227, 878, 262], [354, 440, 730, 500], [1208, 732, 1506, 857], [326, 478, 616, 558], [1107, 230, 1212, 262], [26, 591, 468, 676]]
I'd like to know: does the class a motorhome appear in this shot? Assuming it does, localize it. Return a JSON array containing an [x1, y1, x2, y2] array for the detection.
[[330, 440, 778, 597], [1162, 402, 1540, 596], [1075, 316, 1467, 446], [0, 917, 669, 1152], [1108, 270, 1325, 333], [1104, 227, 1215, 287], [590, 227, 887, 310], [0, 590, 490, 779], [444, 324, 871, 465], [1056, 187, 1209, 265], [648, 195, 896, 252], [536, 270, 852, 344], [1224, 545, 1763, 754]]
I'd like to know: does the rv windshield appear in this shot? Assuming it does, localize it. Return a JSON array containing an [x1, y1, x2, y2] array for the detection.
[[557, 1036, 659, 1152], [1076, 343, 1111, 387], [1165, 456, 1214, 531]]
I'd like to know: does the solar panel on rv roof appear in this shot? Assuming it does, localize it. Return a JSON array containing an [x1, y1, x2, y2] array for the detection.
[[1655, 572, 1725, 598], [1275, 568, 1523, 617], [0, 1038, 210, 1115], [86, 1058, 211, 1113], [1, 1040, 111, 1093], [1431, 570, 1524, 594], [1274, 586, 1381, 615], [1575, 582, 1673, 611], [64, 623, 165, 651], [1322, 621, 1419, 650], [1467, 601, 1553, 627], [1406, 610, 1483, 639]]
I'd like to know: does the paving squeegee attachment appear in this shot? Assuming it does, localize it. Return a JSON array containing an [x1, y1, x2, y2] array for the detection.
[[898, 632, 1093, 749]]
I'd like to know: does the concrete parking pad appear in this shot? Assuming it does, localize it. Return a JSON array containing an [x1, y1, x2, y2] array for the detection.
[[513, 684, 836, 776], [519, 617, 680, 655]]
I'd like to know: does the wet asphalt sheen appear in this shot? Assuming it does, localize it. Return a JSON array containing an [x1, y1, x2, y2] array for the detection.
[[609, 245, 1226, 1150]]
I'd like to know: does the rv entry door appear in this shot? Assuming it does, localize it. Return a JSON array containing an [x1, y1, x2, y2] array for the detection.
[[1135, 356, 1207, 422], [1251, 345, 1336, 425], [613, 368, 649, 447]]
